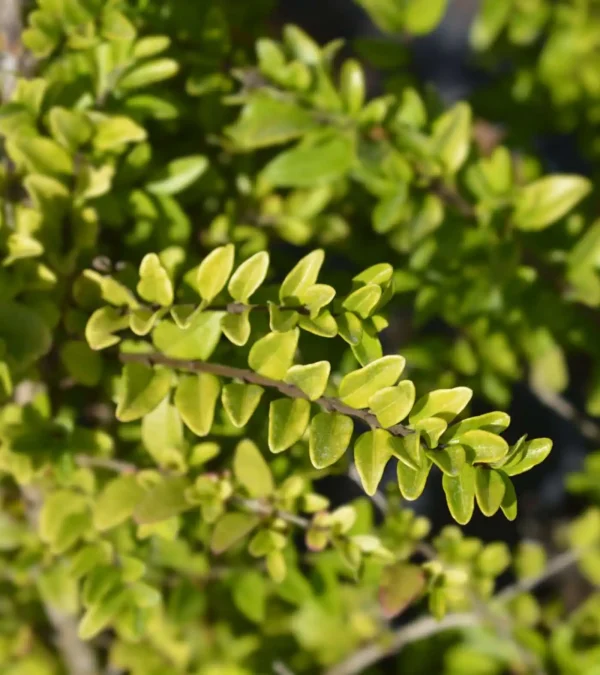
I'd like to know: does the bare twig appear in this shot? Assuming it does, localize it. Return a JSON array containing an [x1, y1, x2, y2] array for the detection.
[[119, 352, 412, 439], [324, 613, 478, 675], [326, 545, 583, 675], [531, 386, 600, 445], [21, 487, 100, 675], [496, 548, 581, 603]]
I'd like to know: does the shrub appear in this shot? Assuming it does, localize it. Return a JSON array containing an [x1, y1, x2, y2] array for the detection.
[[1, 1, 600, 673]]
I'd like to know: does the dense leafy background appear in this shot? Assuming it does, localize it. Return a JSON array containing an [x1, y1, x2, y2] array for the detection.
[[2, 1, 600, 673]]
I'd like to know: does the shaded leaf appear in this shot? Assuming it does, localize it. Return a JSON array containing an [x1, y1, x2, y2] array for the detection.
[[443, 464, 476, 525], [475, 467, 506, 517], [222, 383, 264, 428], [116, 363, 172, 422], [379, 563, 426, 619], [174, 373, 221, 437], [211, 513, 261, 554]]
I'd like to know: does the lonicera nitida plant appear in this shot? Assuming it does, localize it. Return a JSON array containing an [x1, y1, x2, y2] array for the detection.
[[2, 0, 600, 673]]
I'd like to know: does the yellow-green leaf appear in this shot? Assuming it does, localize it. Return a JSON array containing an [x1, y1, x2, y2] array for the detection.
[[397, 456, 432, 501], [443, 464, 476, 525], [427, 445, 466, 477], [369, 380, 415, 427], [134, 476, 190, 524], [222, 311, 251, 346], [513, 175, 592, 231], [174, 373, 220, 437], [460, 430, 509, 464], [279, 249, 324, 304], [211, 513, 261, 554], [93, 476, 145, 531], [442, 411, 510, 444], [339, 355, 406, 408], [285, 361, 330, 401], [342, 284, 382, 319], [233, 439, 274, 497], [116, 363, 172, 422], [354, 429, 393, 496], [249, 329, 299, 379], [410, 386, 473, 424], [268, 398, 311, 453], [196, 244, 235, 303], [85, 307, 129, 350], [222, 383, 264, 428], [309, 412, 354, 469], [475, 467, 505, 517], [137, 253, 173, 307], [501, 438, 552, 476], [228, 251, 270, 302]]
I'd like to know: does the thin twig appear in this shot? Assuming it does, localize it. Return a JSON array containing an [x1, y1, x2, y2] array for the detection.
[[326, 543, 582, 675], [324, 613, 478, 675], [119, 352, 412, 439], [21, 487, 100, 675], [496, 548, 581, 603], [531, 386, 600, 445]]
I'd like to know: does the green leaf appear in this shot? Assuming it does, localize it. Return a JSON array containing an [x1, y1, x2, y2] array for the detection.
[[405, 0, 448, 34], [410, 386, 472, 424], [130, 307, 163, 336], [300, 284, 336, 317], [78, 588, 129, 640], [261, 133, 355, 188], [174, 373, 221, 437], [86, 307, 129, 350], [227, 93, 318, 150], [354, 429, 394, 496], [390, 431, 422, 471], [339, 355, 406, 408], [397, 456, 432, 501], [474, 467, 506, 517], [379, 563, 426, 619], [228, 251, 270, 302], [442, 411, 510, 444], [340, 59, 365, 115], [501, 438, 552, 476], [513, 542, 547, 580], [266, 550, 287, 583], [309, 412, 354, 469], [141, 397, 183, 466], [470, 0, 511, 50], [269, 303, 299, 332], [342, 284, 382, 319], [94, 116, 147, 151], [513, 176, 592, 231], [118, 58, 179, 90], [353, 263, 394, 287], [337, 312, 363, 346], [211, 513, 261, 554], [8, 136, 74, 176], [196, 244, 235, 303], [116, 363, 172, 422], [500, 472, 517, 521], [232, 571, 267, 623], [222, 383, 264, 428], [298, 310, 338, 338], [459, 430, 509, 464], [137, 253, 173, 307], [279, 250, 325, 304], [152, 311, 224, 360], [221, 311, 251, 346], [248, 329, 299, 379], [48, 107, 92, 150], [427, 445, 466, 477], [93, 476, 145, 531], [233, 439, 274, 497], [268, 398, 311, 453], [431, 103, 471, 174], [134, 476, 190, 524], [285, 361, 330, 401], [146, 155, 208, 195], [443, 464, 476, 525], [59, 340, 102, 387], [369, 380, 415, 428]]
